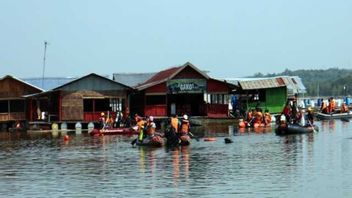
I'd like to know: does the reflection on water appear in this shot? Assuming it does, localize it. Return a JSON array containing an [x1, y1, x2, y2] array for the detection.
[[0, 120, 352, 197]]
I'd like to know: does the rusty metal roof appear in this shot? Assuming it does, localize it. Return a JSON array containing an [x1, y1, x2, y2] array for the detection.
[[239, 78, 286, 90]]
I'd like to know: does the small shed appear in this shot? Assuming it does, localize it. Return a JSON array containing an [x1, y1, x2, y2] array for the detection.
[[0, 75, 43, 129], [27, 73, 132, 123], [228, 77, 288, 113]]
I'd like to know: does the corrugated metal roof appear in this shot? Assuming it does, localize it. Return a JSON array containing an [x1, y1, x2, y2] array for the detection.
[[22, 77, 77, 91], [113, 73, 156, 87], [239, 78, 286, 90], [53, 73, 132, 91], [223, 76, 306, 93], [281, 76, 307, 94]]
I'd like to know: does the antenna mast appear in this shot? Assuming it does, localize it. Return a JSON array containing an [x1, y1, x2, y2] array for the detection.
[[42, 41, 48, 89]]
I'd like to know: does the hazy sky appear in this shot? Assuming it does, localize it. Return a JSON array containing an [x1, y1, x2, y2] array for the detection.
[[1, 0, 351, 79]]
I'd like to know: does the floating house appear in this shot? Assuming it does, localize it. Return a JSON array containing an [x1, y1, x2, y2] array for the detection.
[[114, 62, 235, 118], [0, 75, 43, 130], [226, 76, 306, 113], [26, 73, 132, 126]]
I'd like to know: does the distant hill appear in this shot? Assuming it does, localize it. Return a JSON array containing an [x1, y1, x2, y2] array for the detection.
[[251, 68, 352, 97]]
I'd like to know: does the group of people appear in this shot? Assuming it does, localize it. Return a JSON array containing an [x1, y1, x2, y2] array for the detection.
[[243, 108, 272, 127], [98, 109, 132, 129], [321, 97, 349, 114], [280, 98, 314, 126], [134, 113, 191, 144]]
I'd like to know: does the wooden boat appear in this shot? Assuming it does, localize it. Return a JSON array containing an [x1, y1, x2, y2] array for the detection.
[[316, 111, 352, 120], [275, 123, 318, 135], [136, 135, 164, 147], [90, 127, 138, 136]]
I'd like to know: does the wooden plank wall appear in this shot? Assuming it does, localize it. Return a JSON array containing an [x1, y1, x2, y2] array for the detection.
[[61, 92, 83, 121]]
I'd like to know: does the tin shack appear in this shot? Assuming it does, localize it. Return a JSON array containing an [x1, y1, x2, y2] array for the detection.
[[227, 76, 306, 114]]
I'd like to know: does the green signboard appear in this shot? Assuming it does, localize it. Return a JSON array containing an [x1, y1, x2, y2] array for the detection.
[[167, 79, 206, 94]]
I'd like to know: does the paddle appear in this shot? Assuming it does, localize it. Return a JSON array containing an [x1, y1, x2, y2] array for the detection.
[[131, 138, 137, 146], [188, 131, 200, 141], [308, 120, 317, 133]]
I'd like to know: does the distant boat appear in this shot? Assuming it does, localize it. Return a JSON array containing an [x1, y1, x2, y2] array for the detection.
[[275, 123, 318, 135], [316, 111, 352, 120]]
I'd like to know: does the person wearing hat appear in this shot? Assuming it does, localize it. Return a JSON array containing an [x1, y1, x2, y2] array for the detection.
[[99, 112, 106, 129], [307, 107, 314, 125], [180, 114, 190, 135], [146, 116, 156, 137]]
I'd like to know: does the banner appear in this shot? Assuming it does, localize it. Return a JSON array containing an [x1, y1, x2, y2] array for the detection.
[[167, 79, 206, 94]]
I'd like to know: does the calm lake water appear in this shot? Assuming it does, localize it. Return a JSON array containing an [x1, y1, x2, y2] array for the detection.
[[0, 120, 352, 197]]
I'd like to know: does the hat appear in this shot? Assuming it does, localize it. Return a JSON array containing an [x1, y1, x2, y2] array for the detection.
[[307, 107, 312, 111], [149, 116, 154, 122], [101, 112, 105, 116], [183, 114, 188, 120]]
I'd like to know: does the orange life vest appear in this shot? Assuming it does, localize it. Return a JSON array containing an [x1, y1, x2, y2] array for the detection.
[[255, 112, 263, 124], [180, 120, 190, 134], [171, 117, 179, 132], [264, 113, 271, 124], [137, 120, 145, 131], [146, 122, 156, 135]]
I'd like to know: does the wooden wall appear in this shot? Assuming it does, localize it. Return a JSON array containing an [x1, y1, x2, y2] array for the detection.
[[0, 78, 41, 98]]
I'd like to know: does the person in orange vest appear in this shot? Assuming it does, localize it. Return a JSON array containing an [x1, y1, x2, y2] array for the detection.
[[341, 102, 349, 113], [135, 115, 146, 141], [329, 98, 336, 113], [263, 109, 272, 126], [282, 102, 291, 122], [255, 108, 263, 125], [170, 114, 180, 133], [180, 114, 190, 135]]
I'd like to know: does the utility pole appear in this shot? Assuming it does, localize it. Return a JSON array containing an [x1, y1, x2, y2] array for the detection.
[[42, 41, 48, 89]]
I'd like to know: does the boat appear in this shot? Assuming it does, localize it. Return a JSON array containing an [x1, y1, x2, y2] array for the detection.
[[275, 123, 318, 135], [90, 127, 138, 136], [136, 135, 164, 147], [164, 128, 191, 147], [316, 111, 352, 120]]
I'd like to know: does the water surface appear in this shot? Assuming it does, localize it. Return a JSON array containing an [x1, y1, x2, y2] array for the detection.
[[0, 120, 352, 197]]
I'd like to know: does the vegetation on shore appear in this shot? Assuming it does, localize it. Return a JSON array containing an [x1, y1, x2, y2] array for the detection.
[[251, 68, 352, 97]]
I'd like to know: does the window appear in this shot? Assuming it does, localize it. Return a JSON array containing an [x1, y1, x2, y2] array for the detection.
[[84, 99, 93, 112], [95, 99, 110, 111], [0, 100, 8, 113], [10, 100, 25, 112]]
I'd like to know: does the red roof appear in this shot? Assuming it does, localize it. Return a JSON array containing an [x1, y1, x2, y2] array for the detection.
[[136, 62, 210, 91], [143, 66, 181, 85]]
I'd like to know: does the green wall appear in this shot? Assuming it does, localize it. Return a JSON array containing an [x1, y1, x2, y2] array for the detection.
[[246, 87, 287, 113]]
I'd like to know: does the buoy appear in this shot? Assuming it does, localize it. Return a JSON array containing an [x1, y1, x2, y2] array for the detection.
[[64, 135, 69, 141], [204, 137, 217, 142], [238, 121, 245, 128]]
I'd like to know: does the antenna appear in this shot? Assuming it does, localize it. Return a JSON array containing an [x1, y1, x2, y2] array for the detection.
[[42, 41, 48, 89]]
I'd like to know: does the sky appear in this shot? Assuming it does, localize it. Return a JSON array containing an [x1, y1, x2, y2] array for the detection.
[[0, 0, 351, 79]]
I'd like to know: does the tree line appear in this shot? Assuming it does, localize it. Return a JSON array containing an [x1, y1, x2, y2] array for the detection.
[[252, 68, 352, 97]]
